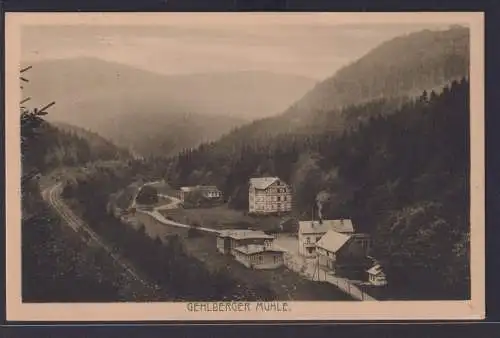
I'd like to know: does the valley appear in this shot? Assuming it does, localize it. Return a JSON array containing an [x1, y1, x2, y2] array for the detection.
[[20, 25, 471, 303]]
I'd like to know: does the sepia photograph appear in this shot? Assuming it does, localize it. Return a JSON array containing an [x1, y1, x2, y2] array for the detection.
[[5, 12, 484, 321]]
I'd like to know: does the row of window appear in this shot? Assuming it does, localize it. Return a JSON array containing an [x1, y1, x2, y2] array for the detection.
[[304, 236, 322, 244], [253, 196, 288, 202], [234, 252, 264, 264], [253, 188, 288, 194], [253, 205, 291, 211]]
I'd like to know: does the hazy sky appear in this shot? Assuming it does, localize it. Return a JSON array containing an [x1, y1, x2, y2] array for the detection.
[[21, 17, 453, 79]]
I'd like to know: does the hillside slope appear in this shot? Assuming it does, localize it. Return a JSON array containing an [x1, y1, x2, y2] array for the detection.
[[215, 26, 469, 142]]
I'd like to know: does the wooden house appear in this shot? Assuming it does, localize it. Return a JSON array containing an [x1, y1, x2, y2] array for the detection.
[[248, 177, 292, 214], [367, 264, 388, 286], [216, 229, 274, 255], [232, 244, 286, 270], [178, 185, 223, 207], [315, 230, 371, 274], [216, 229, 285, 269], [298, 219, 355, 257]]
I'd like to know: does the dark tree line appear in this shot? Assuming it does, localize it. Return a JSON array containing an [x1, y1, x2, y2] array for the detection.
[[165, 78, 470, 299], [136, 185, 159, 205]]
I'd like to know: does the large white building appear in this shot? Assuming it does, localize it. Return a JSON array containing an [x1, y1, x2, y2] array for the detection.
[[248, 177, 292, 214]]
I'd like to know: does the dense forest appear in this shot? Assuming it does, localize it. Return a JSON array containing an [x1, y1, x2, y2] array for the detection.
[[21, 91, 139, 301], [166, 78, 470, 299], [207, 27, 469, 145]]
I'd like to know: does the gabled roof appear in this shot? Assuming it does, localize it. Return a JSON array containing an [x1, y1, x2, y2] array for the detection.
[[315, 230, 351, 253], [180, 186, 197, 192], [196, 185, 220, 191], [233, 244, 285, 255], [217, 229, 274, 240], [249, 177, 280, 190], [180, 185, 219, 192], [367, 264, 385, 276], [299, 219, 355, 234]]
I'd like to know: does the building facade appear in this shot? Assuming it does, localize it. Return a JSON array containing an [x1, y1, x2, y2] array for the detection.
[[178, 185, 222, 201], [315, 230, 359, 271], [315, 230, 372, 277], [178, 185, 223, 205], [298, 219, 355, 257], [248, 177, 292, 214], [216, 229, 274, 255], [367, 264, 388, 286], [216, 229, 285, 269], [233, 245, 285, 270]]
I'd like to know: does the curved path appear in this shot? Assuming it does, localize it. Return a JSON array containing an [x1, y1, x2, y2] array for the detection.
[[131, 182, 376, 301], [137, 208, 219, 234]]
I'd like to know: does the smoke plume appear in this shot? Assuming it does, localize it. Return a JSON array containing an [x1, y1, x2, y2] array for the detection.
[[316, 191, 330, 221]]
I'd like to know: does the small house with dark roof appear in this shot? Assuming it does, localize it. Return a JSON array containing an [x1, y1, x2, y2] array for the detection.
[[248, 177, 292, 214], [177, 185, 223, 208], [216, 229, 275, 255], [178, 185, 222, 202], [367, 264, 388, 286]]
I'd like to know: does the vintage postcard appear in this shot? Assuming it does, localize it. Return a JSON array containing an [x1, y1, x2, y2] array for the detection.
[[5, 12, 485, 321]]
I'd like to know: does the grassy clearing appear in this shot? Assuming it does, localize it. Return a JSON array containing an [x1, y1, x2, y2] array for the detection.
[[123, 208, 353, 301], [159, 204, 283, 231], [183, 233, 355, 301]]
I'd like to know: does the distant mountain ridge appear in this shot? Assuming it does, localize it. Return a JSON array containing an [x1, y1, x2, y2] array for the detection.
[[23, 57, 316, 122], [22, 57, 316, 156]]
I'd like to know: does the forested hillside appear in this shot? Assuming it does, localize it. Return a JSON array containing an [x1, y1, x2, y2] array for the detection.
[[166, 79, 470, 298], [214, 26, 469, 143], [22, 120, 130, 180]]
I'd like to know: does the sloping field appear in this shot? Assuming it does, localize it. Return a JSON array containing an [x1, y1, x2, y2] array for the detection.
[[183, 233, 355, 301]]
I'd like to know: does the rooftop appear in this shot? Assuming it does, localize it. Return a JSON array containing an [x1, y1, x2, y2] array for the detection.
[[315, 230, 351, 253], [180, 185, 220, 192], [233, 244, 285, 255], [299, 219, 355, 234], [249, 177, 280, 190], [218, 229, 274, 240]]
